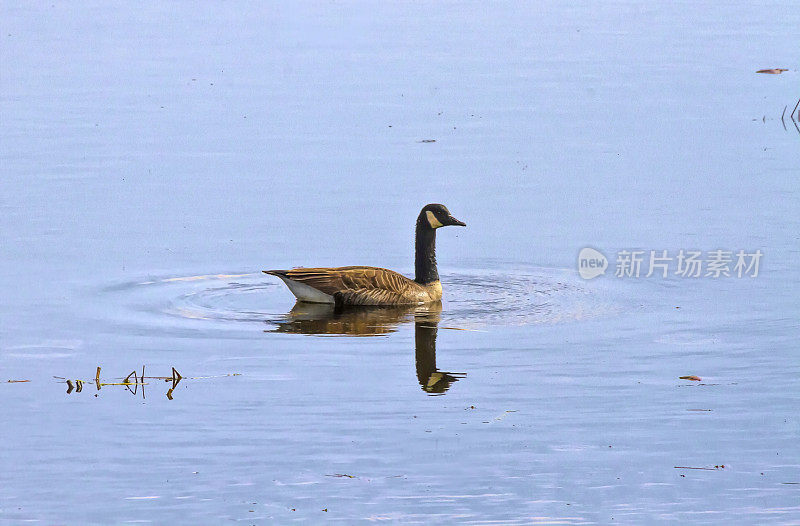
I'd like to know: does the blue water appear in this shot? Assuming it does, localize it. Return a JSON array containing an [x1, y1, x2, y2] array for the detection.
[[2, 1, 799, 523]]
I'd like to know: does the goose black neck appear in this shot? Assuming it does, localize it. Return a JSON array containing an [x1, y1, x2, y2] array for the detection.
[[415, 219, 439, 284]]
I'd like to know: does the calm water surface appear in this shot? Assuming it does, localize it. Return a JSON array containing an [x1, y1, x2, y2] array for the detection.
[[2, 1, 799, 524]]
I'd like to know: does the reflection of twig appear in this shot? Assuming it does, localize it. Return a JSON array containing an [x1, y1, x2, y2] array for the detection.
[[776, 98, 800, 137], [166, 380, 177, 400], [440, 326, 488, 332], [166, 368, 182, 400], [186, 373, 241, 379]]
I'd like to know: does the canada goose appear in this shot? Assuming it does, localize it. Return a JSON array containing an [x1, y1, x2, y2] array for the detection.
[[264, 203, 465, 306]]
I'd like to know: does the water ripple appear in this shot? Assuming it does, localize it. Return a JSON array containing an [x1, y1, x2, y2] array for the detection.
[[92, 268, 623, 336]]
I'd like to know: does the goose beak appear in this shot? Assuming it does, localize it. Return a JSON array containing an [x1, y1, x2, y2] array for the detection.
[[446, 215, 466, 227]]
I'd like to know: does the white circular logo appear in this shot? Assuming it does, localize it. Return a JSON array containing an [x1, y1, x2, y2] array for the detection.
[[578, 247, 608, 279]]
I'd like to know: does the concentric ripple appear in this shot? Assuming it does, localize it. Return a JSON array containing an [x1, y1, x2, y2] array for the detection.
[[92, 268, 624, 337], [442, 269, 622, 327]]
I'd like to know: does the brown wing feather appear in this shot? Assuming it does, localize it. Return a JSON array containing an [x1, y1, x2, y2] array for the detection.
[[265, 266, 424, 305]]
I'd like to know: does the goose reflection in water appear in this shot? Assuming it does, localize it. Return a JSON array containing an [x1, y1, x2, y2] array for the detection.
[[268, 302, 465, 394]]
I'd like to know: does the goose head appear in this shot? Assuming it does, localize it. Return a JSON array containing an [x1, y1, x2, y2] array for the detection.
[[418, 203, 466, 229]]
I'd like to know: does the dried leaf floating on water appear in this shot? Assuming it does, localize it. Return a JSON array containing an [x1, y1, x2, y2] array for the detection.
[[756, 68, 788, 74], [679, 375, 702, 381]]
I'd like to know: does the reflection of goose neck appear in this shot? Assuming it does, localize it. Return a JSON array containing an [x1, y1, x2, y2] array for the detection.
[[413, 307, 464, 394], [415, 320, 439, 387]]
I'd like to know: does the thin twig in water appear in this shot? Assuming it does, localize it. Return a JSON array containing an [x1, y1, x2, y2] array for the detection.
[[61, 366, 187, 399]]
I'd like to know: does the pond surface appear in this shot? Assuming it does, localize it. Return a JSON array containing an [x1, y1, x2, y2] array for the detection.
[[2, 1, 799, 523]]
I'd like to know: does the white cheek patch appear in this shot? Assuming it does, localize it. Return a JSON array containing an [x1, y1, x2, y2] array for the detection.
[[426, 210, 443, 228]]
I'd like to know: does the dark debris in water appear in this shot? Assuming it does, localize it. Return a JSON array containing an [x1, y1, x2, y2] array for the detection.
[[779, 97, 800, 135], [53, 366, 240, 400]]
